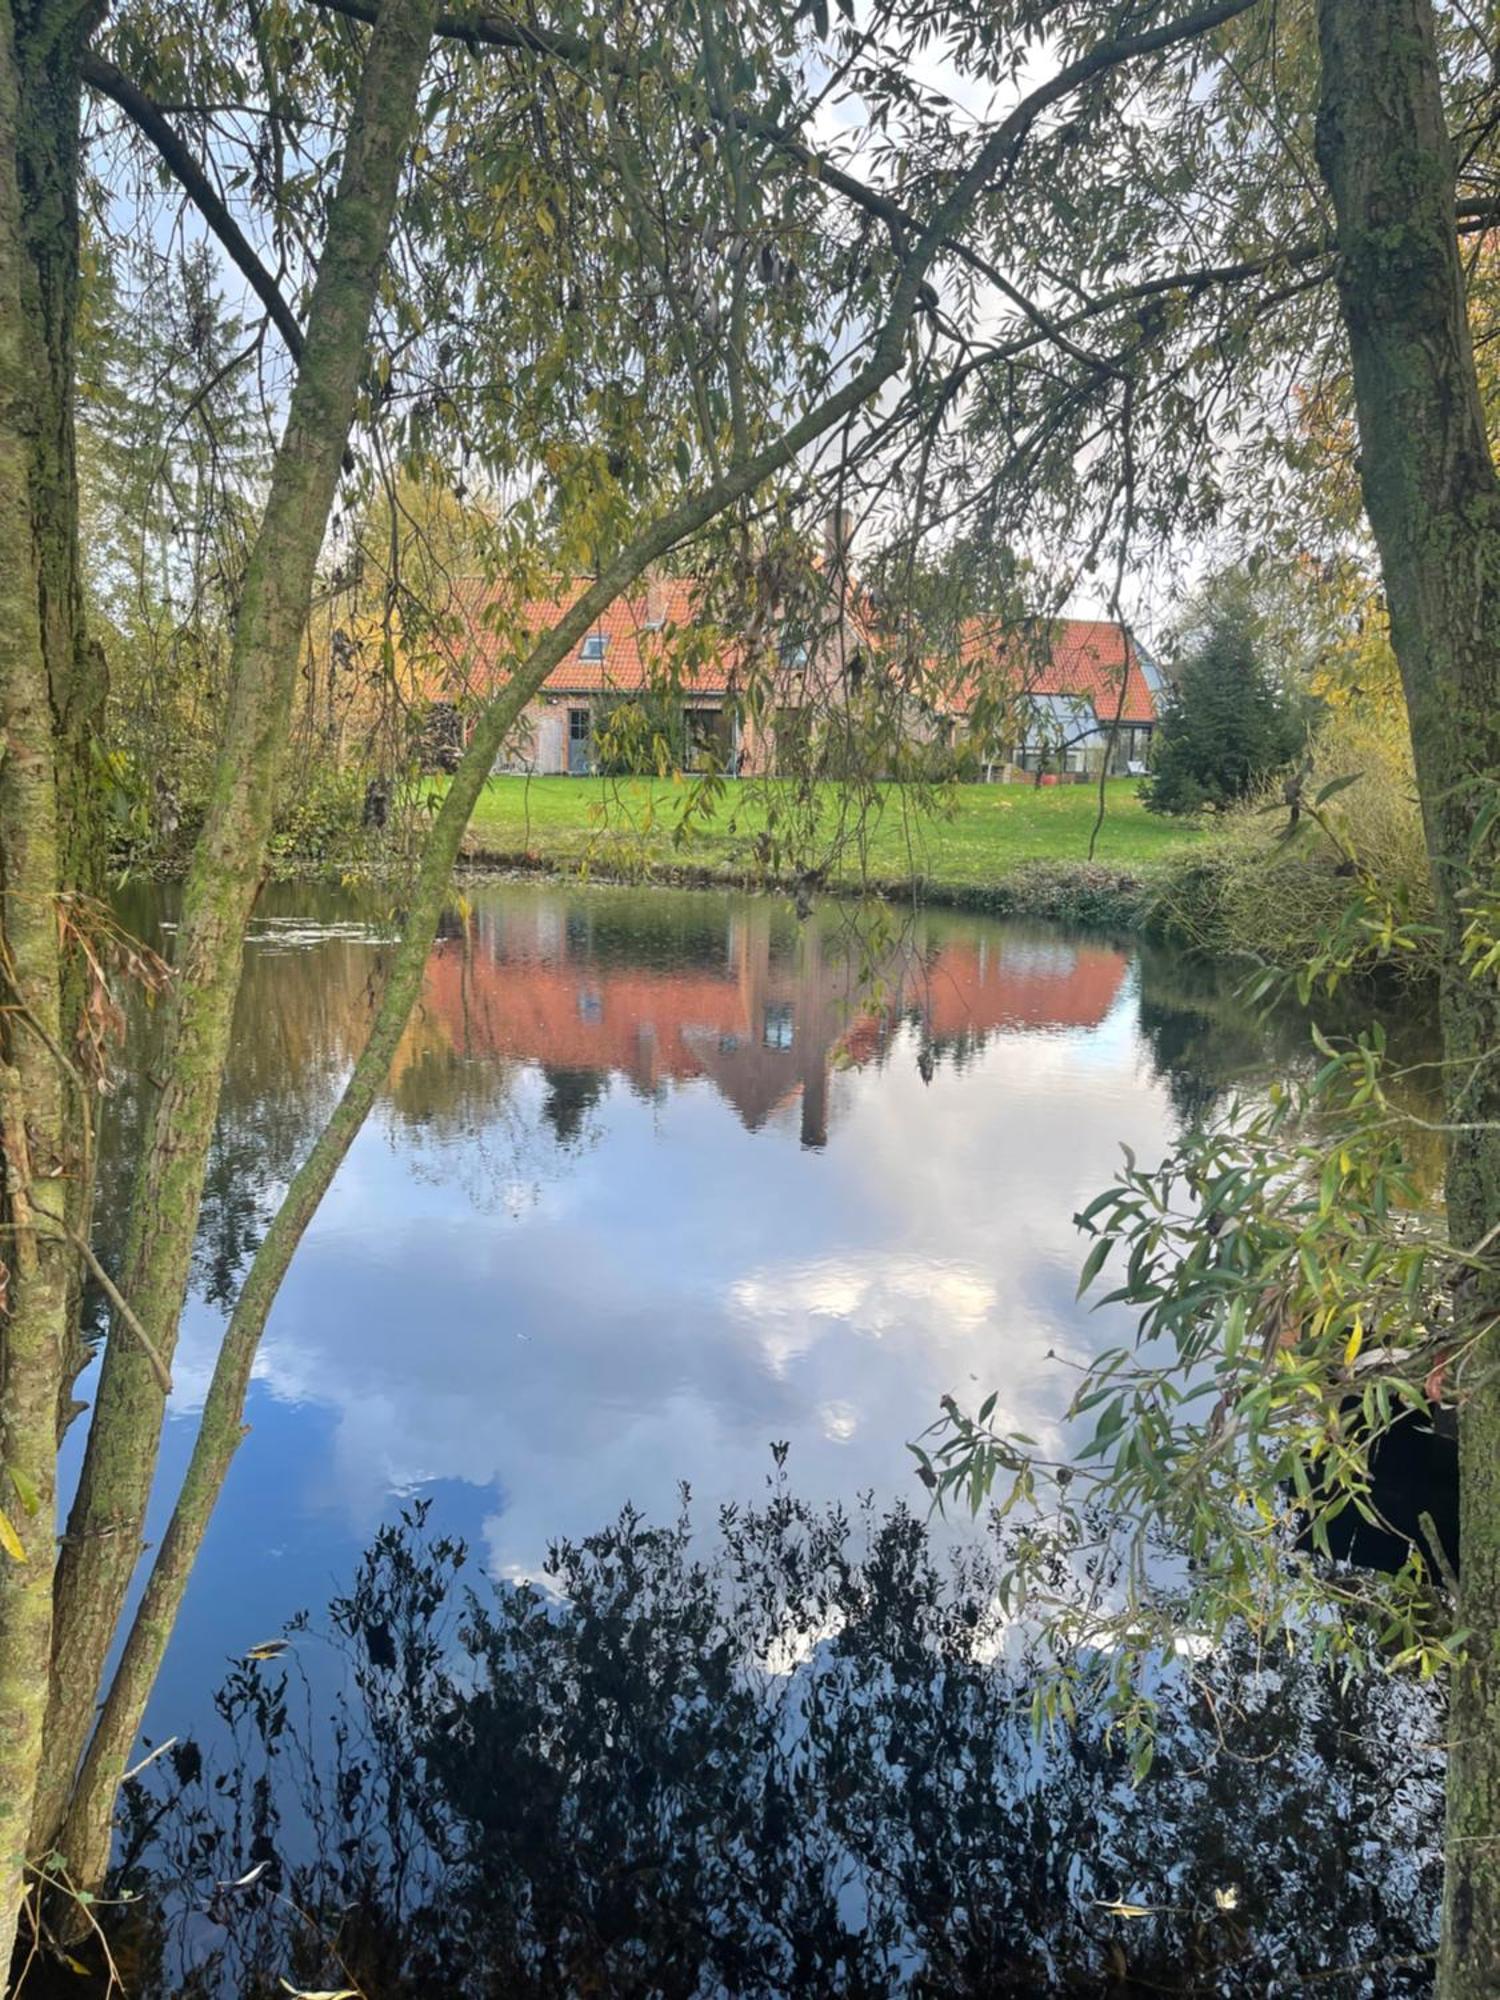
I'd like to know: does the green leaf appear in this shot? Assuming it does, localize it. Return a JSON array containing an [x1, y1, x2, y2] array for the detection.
[[1313, 771, 1362, 808], [1077, 1234, 1113, 1298], [7, 1464, 40, 1516]]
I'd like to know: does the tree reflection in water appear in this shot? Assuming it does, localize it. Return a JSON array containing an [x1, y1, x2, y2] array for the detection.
[[88, 1475, 1439, 1999]]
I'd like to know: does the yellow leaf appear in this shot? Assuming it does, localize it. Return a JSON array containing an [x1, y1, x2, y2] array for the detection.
[[1093, 1899, 1156, 1919], [278, 1985, 361, 1999], [0, 1505, 26, 1564], [1344, 1318, 1365, 1368]]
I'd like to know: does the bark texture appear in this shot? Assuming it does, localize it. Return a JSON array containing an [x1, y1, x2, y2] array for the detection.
[[32, 0, 440, 1861], [1316, 4, 1500, 1993], [0, 0, 94, 1973]]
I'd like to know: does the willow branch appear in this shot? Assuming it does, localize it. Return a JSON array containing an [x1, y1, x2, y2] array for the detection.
[[57, 1227, 172, 1396], [81, 52, 305, 362]]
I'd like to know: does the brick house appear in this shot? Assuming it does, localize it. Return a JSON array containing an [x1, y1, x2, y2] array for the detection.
[[430, 567, 1156, 780], [444, 567, 869, 778]]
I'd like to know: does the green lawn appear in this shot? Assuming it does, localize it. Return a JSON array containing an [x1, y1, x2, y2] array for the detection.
[[457, 775, 1202, 894]]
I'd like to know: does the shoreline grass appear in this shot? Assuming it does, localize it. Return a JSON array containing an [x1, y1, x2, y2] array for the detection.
[[455, 774, 1203, 897]]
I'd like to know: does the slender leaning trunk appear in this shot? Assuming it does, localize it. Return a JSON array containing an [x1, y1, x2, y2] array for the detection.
[[1316, 4, 1500, 1992], [32, 0, 440, 1861]]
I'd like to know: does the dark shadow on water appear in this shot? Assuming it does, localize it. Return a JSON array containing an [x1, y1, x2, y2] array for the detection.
[[27, 1478, 1442, 1999]]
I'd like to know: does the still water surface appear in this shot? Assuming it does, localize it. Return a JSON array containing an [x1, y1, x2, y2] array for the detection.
[[88, 877, 1289, 1750]]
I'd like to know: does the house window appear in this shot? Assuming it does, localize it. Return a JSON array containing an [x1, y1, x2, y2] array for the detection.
[[579, 632, 608, 662], [763, 1001, 795, 1050]]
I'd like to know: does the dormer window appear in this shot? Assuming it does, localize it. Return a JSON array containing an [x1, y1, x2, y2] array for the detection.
[[580, 632, 608, 662], [778, 632, 809, 669]]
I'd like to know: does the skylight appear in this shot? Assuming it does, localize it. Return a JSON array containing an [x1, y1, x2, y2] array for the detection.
[[579, 632, 608, 661]]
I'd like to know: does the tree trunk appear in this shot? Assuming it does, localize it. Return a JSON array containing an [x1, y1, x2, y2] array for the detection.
[[13, 0, 99, 901], [0, 0, 99, 1972], [32, 0, 440, 1861], [11, 0, 103, 1459], [1315, 4, 1500, 1992]]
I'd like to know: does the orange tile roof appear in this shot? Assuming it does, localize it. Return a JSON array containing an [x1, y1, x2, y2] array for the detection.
[[426, 579, 1153, 730], [448, 575, 736, 700], [945, 616, 1156, 726]]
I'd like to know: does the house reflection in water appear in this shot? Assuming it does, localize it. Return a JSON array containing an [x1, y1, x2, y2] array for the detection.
[[396, 889, 1129, 1151]]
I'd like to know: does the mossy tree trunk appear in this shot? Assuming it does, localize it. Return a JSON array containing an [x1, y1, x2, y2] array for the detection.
[[0, 0, 102, 1969], [0, 1, 70, 1964], [30, 0, 440, 1865], [1316, 4, 1500, 1992]]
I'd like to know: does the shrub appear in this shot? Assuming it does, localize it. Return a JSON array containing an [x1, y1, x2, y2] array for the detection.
[[1154, 705, 1432, 979], [266, 763, 372, 867]]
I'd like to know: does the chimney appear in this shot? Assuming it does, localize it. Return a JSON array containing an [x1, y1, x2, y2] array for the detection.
[[821, 505, 854, 575], [643, 570, 667, 630], [799, 1059, 829, 1151]]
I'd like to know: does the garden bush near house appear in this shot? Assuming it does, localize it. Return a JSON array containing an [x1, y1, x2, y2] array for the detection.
[[1153, 705, 1433, 981], [266, 764, 385, 870], [592, 692, 696, 777]]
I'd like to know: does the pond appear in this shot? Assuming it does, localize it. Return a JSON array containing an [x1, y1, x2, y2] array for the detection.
[[64, 879, 1446, 1995], [83, 878, 1271, 1733]]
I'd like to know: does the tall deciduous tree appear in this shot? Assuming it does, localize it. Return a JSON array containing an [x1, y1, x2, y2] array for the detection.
[[3, 0, 1255, 1978], [1316, 5, 1500, 1986]]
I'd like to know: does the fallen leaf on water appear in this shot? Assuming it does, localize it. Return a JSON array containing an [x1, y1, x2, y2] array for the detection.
[[278, 1984, 361, 1999], [217, 1861, 270, 1890], [244, 1639, 289, 1661], [1092, 1900, 1157, 1919]]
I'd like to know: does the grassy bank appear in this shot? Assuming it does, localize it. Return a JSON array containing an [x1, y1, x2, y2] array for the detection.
[[456, 775, 1202, 912]]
